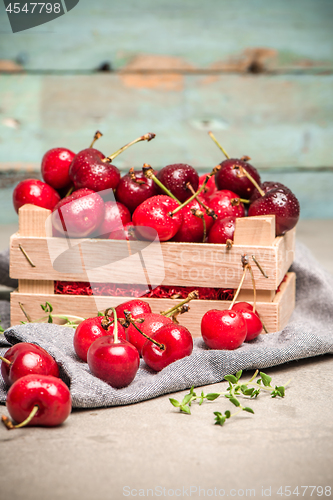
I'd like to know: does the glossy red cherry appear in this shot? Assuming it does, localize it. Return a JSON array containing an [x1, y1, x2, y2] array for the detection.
[[1, 343, 59, 386], [87, 336, 140, 388], [248, 187, 300, 235], [133, 195, 183, 242], [207, 190, 245, 220], [115, 170, 157, 213], [126, 313, 173, 356], [73, 316, 126, 362], [208, 216, 236, 244], [142, 324, 193, 372], [5, 374, 72, 428], [41, 147, 76, 190], [215, 159, 261, 199], [51, 188, 105, 238], [231, 303, 263, 341], [115, 299, 152, 320], [13, 179, 61, 214], [108, 222, 137, 241], [201, 309, 247, 350], [250, 181, 289, 203], [199, 174, 217, 199], [98, 201, 131, 239], [172, 198, 214, 242], [69, 148, 120, 192], [157, 164, 199, 202]]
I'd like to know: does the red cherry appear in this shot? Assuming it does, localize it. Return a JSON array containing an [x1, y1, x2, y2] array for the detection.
[[51, 188, 105, 238], [133, 195, 183, 242], [250, 181, 289, 203], [73, 316, 126, 362], [142, 324, 193, 372], [41, 148, 76, 190], [69, 148, 120, 192], [5, 374, 72, 427], [231, 302, 263, 341], [87, 336, 140, 388], [1, 343, 59, 386], [115, 170, 157, 213], [248, 187, 300, 235], [115, 299, 152, 320], [157, 164, 199, 202], [201, 309, 247, 350], [208, 216, 236, 244], [13, 179, 61, 214], [207, 190, 245, 220], [172, 198, 214, 243], [215, 159, 261, 198], [98, 201, 131, 239], [126, 313, 173, 356], [198, 174, 217, 199], [108, 222, 137, 241]]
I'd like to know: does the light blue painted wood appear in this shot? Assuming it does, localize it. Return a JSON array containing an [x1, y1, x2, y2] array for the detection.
[[0, 0, 332, 71], [0, 74, 332, 169]]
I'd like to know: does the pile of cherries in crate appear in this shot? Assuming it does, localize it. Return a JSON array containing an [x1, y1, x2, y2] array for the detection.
[[4, 131, 300, 429], [12, 130, 300, 241]]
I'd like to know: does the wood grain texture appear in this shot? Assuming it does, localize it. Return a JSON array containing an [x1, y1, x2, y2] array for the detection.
[[9, 229, 295, 290], [234, 216, 276, 246], [10, 272, 295, 335], [0, 74, 333, 170], [19, 204, 51, 237], [0, 0, 332, 71]]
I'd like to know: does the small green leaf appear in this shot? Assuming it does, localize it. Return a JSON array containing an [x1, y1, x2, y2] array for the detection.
[[229, 397, 240, 407], [275, 385, 285, 397], [214, 412, 226, 426], [97, 311, 104, 317], [182, 394, 193, 405], [180, 405, 191, 415], [251, 389, 260, 398], [236, 370, 243, 380], [205, 393, 220, 401], [242, 387, 255, 396], [224, 374, 238, 384], [47, 315, 53, 324], [243, 407, 254, 414], [190, 386, 196, 396], [169, 398, 180, 408], [260, 372, 272, 387], [224, 410, 231, 418]]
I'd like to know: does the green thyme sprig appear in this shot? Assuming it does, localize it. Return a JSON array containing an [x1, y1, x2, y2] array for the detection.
[[169, 369, 290, 426], [20, 302, 85, 328], [0, 319, 4, 334]]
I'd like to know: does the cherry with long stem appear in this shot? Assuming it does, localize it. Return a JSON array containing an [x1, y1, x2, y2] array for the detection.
[[186, 182, 217, 220], [123, 311, 165, 350], [102, 133, 156, 164], [142, 164, 181, 203]]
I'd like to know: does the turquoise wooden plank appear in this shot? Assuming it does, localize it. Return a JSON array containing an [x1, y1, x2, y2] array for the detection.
[[0, 74, 332, 169], [0, 0, 332, 71]]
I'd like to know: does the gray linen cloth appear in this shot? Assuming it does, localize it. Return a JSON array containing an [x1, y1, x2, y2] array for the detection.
[[0, 242, 332, 408]]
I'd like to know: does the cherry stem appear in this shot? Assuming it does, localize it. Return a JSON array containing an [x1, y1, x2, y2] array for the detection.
[[123, 311, 165, 350], [237, 166, 265, 197], [89, 130, 103, 148], [0, 356, 11, 366], [247, 264, 257, 313], [168, 167, 220, 217], [142, 164, 181, 203], [129, 167, 145, 185], [2, 405, 39, 430], [229, 265, 249, 310], [161, 291, 199, 317], [103, 133, 156, 163], [109, 307, 119, 343], [65, 186, 74, 197], [208, 131, 230, 159], [191, 208, 207, 242], [187, 183, 217, 220]]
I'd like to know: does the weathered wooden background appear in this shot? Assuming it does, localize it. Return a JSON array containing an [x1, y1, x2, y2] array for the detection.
[[0, 0, 332, 220]]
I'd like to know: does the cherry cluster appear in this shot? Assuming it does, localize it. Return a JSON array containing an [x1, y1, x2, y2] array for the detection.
[[1, 343, 71, 429], [12, 131, 300, 242]]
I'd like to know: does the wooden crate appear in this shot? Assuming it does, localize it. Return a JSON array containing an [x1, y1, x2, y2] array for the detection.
[[9, 205, 296, 337]]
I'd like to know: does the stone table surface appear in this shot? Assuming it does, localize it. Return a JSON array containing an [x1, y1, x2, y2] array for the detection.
[[0, 220, 332, 500]]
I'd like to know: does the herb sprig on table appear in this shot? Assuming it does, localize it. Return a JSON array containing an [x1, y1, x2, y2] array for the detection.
[[169, 370, 290, 426]]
